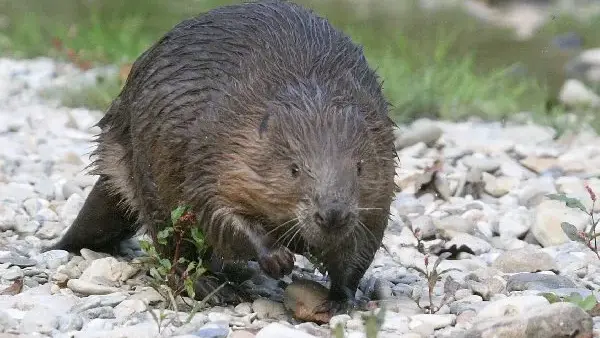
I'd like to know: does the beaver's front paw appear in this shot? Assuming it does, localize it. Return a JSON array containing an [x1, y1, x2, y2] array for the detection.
[[258, 246, 295, 279]]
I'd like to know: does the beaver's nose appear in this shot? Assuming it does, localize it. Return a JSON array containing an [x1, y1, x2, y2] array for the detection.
[[314, 203, 351, 230]]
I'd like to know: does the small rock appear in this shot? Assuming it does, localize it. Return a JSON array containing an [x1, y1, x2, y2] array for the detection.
[[476, 295, 549, 320], [15, 219, 40, 234], [410, 314, 456, 329], [492, 247, 557, 273], [520, 156, 560, 175], [252, 298, 286, 320], [3, 266, 23, 280], [433, 215, 476, 237], [113, 299, 146, 321], [73, 292, 129, 312], [256, 323, 317, 338], [0, 253, 37, 267], [79, 257, 139, 286], [462, 155, 500, 173], [58, 193, 84, 224], [283, 279, 330, 324], [67, 279, 121, 295], [62, 180, 84, 198], [559, 78, 600, 107], [80, 248, 111, 261], [37, 249, 70, 269], [58, 313, 84, 332], [35, 221, 64, 239], [329, 314, 351, 329], [395, 122, 442, 150], [532, 199, 589, 247], [483, 174, 519, 198], [234, 302, 253, 315], [465, 302, 592, 338], [82, 306, 115, 319], [495, 206, 532, 239], [194, 322, 230, 338]]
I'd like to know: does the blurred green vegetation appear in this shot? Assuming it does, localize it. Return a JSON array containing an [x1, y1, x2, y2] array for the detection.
[[1, 0, 599, 127]]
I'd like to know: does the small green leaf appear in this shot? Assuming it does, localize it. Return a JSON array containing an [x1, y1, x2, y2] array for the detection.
[[539, 292, 562, 304], [157, 227, 174, 244], [149, 267, 162, 281], [171, 205, 190, 225], [139, 240, 152, 253], [561, 222, 586, 243], [159, 258, 172, 270], [565, 292, 583, 304], [177, 257, 188, 264], [578, 295, 598, 311], [184, 277, 195, 299], [157, 265, 169, 277], [560, 222, 585, 243], [185, 261, 197, 274], [546, 193, 587, 212]]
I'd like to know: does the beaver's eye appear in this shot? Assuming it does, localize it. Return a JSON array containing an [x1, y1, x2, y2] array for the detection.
[[357, 160, 363, 176], [290, 163, 300, 178]]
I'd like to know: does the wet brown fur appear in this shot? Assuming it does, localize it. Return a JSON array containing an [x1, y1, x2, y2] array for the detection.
[[49, 0, 397, 310]]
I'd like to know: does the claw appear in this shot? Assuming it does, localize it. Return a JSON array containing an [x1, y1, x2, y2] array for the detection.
[[258, 246, 295, 279]]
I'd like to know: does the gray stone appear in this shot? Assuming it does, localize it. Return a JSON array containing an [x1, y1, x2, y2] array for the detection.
[[58, 314, 84, 332], [0, 252, 37, 267], [465, 302, 592, 338], [82, 306, 116, 319], [395, 122, 442, 150], [434, 215, 476, 236], [496, 207, 532, 238], [462, 155, 501, 173], [37, 249, 70, 269], [506, 273, 576, 292]]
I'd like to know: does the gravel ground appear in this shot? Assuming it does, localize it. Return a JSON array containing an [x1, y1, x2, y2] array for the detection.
[[1, 57, 600, 338]]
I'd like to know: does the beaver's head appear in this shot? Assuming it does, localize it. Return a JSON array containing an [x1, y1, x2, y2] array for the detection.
[[215, 87, 396, 249]]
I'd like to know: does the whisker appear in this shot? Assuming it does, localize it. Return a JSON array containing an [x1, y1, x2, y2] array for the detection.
[[357, 207, 383, 211], [266, 217, 298, 236], [285, 221, 304, 249], [357, 219, 379, 245], [274, 221, 300, 247]]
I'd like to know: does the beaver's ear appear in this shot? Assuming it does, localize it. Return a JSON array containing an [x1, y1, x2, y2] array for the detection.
[[258, 111, 271, 139]]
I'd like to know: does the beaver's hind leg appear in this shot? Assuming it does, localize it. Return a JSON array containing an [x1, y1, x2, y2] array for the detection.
[[48, 175, 138, 255]]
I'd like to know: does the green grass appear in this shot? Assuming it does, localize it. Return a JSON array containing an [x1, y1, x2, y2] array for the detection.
[[1, 0, 599, 127]]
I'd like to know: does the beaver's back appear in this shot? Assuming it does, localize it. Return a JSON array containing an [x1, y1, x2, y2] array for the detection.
[[102, 0, 383, 133]]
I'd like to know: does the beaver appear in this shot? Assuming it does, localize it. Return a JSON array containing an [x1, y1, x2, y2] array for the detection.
[[48, 0, 397, 313]]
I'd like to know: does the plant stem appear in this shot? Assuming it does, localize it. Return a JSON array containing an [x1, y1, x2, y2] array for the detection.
[[171, 227, 184, 275]]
